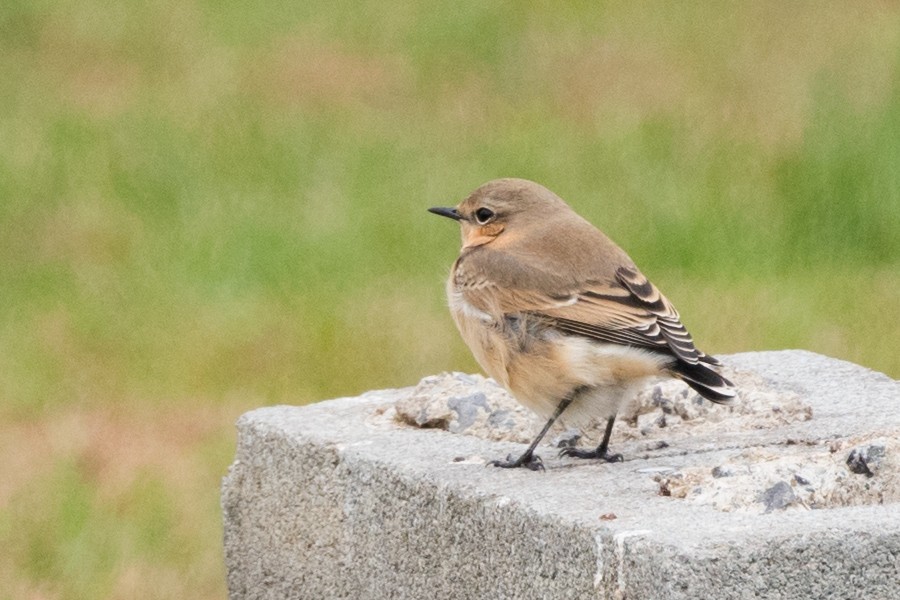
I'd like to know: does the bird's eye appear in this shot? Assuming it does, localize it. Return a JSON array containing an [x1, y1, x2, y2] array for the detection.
[[474, 207, 495, 224]]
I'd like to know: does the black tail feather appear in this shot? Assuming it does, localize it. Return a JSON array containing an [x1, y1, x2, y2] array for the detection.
[[698, 353, 721, 366], [670, 360, 736, 404]]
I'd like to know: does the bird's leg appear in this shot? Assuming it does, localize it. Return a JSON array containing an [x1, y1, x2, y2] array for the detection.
[[489, 394, 574, 471], [559, 416, 624, 462]]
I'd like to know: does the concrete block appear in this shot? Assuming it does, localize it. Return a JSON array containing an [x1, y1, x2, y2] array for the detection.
[[222, 351, 900, 599]]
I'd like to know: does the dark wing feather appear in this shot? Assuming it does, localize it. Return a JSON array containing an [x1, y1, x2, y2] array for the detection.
[[538, 266, 707, 364]]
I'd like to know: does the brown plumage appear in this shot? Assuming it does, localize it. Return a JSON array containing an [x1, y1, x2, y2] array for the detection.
[[430, 178, 734, 470]]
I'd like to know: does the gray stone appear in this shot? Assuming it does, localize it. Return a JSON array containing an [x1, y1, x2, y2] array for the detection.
[[552, 428, 582, 449], [847, 443, 887, 477], [394, 372, 534, 442], [222, 351, 900, 599], [711, 465, 736, 478], [760, 480, 798, 513]]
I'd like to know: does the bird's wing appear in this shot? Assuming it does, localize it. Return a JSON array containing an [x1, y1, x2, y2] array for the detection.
[[538, 266, 713, 365], [454, 250, 713, 365]]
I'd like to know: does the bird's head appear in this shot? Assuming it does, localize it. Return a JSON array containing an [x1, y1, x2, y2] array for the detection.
[[428, 178, 571, 249]]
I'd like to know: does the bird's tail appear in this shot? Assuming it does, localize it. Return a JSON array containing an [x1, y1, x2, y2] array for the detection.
[[670, 359, 736, 404]]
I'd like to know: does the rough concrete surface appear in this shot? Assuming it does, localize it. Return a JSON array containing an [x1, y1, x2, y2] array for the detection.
[[222, 351, 900, 599]]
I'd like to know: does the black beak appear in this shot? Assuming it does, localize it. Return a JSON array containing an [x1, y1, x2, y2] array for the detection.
[[427, 206, 463, 221]]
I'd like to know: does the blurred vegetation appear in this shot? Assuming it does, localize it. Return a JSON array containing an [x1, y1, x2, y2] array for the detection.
[[0, 1, 898, 598]]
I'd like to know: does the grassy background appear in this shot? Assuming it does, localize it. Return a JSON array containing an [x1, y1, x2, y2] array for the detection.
[[1, 1, 898, 598]]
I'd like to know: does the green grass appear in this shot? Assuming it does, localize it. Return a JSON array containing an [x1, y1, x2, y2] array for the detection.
[[1, 1, 898, 598]]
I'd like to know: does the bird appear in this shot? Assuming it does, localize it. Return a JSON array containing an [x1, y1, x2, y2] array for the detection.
[[428, 178, 735, 471]]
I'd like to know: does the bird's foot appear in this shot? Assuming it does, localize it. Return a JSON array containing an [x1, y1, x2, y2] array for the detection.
[[488, 451, 545, 471], [558, 447, 624, 463]]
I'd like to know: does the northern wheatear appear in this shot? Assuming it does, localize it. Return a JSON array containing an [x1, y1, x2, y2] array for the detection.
[[429, 178, 734, 470]]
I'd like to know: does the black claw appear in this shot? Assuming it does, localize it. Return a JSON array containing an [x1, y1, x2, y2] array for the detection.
[[488, 452, 545, 471], [558, 447, 624, 463], [526, 456, 545, 471]]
